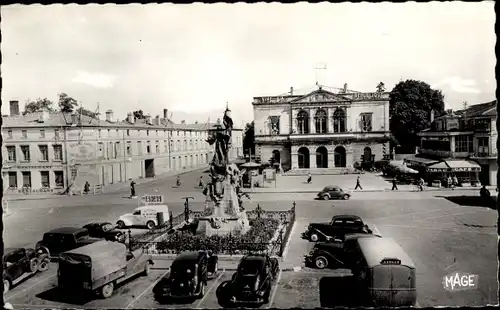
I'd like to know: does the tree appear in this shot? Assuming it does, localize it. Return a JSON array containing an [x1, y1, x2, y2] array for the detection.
[[23, 98, 55, 115], [376, 82, 386, 93], [58, 93, 78, 113], [243, 121, 255, 157], [133, 110, 146, 120], [389, 79, 445, 153]]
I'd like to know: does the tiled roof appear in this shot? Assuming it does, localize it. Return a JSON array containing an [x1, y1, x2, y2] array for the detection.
[[455, 100, 496, 117], [1, 112, 242, 130]]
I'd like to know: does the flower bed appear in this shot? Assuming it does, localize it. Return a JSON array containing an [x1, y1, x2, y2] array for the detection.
[[136, 218, 280, 255]]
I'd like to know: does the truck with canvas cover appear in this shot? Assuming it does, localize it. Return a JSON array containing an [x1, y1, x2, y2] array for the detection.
[[58, 240, 153, 299]]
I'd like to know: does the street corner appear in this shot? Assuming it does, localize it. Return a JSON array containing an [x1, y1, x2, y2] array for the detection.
[[130, 269, 228, 309]]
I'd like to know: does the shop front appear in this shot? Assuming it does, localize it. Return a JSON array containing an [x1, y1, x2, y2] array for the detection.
[[427, 160, 481, 187]]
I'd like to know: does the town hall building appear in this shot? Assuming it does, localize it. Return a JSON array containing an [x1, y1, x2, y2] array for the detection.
[[252, 85, 391, 173]]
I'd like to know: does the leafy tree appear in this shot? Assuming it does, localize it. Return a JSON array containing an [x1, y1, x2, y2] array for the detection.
[[23, 98, 55, 115], [58, 93, 78, 113], [243, 121, 255, 157], [389, 79, 445, 153], [376, 82, 386, 93], [133, 110, 146, 120]]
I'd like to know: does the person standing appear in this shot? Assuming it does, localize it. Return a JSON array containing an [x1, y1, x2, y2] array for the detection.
[[176, 175, 181, 187], [391, 177, 398, 191], [355, 176, 363, 190], [198, 176, 204, 188], [447, 176, 453, 189], [130, 180, 136, 198], [453, 175, 459, 188], [306, 172, 312, 184], [83, 181, 90, 194]]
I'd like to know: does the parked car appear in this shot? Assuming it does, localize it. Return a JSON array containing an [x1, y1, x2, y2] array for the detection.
[[117, 205, 170, 230], [317, 185, 351, 200], [58, 240, 153, 299], [83, 222, 126, 242], [216, 254, 279, 306], [153, 250, 219, 302], [304, 233, 381, 269], [35, 227, 103, 258], [3, 247, 50, 293], [301, 214, 380, 242]]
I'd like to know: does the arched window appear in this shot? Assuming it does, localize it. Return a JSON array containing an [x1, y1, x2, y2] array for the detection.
[[297, 110, 309, 134], [315, 109, 327, 134], [333, 108, 346, 133]]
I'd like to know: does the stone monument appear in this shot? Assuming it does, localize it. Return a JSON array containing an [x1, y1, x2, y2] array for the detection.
[[195, 105, 250, 236]]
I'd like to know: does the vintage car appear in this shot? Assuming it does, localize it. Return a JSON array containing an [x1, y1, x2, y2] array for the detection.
[[58, 240, 153, 299], [317, 185, 351, 200], [83, 222, 126, 242], [304, 233, 381, 269], [117, 205, 170, 230], [301, 214, 380, 242], [3, 247, 50, 293], [216, 254, 279, 305], [153, 250, 219, 302], [36, 227, 102, 258]]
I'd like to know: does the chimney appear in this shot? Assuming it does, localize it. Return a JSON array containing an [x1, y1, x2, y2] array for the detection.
[[38, 110, 49, 123], [105, 110, 114, 122], [430, 110, 435, 123], [9, 101, 19, 116], [71, 113, 78, 124], [155, 115, 160, 125], [195, 121, 198, 124], [344, 83, 348, 93], [163, 109, 168, 119], [146, 114, 152, 125], [181, 120, 186, 125], [290, 87, 294, 95], [127, 112, 134, 124]]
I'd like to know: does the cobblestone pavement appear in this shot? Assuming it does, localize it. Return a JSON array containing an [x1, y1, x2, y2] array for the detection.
[[4, 194, 498, 308]]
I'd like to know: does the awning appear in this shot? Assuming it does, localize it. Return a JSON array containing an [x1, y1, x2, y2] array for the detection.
[[428, 160, 481, 173], [388, 161, 419, 174], [404, 155, 440, 166]]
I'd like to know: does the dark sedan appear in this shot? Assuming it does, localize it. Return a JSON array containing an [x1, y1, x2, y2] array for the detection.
[[216, 254, 279, 306], [301, 214, 380, 242], [83, 222, 126, 242], [317, 185, 351, 200]]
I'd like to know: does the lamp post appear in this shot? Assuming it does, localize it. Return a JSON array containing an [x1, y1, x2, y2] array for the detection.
[[182, 196, 194, 222]]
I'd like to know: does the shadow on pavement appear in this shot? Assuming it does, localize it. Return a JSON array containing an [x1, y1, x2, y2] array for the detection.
[[36, 287, 93, 306], [319, 276, 361, 308], [437, 195, 497, 210]]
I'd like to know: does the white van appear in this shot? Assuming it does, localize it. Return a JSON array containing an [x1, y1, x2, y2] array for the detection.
[[116, 205, 170, 230]]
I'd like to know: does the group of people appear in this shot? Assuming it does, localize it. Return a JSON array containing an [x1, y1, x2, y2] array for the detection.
[[446, 175, 459, 189]]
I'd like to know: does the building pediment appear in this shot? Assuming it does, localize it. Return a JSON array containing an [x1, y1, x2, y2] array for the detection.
[[290, 89, 351, 104]]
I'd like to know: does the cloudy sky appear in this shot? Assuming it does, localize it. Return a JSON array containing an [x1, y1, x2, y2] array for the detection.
[[1, 2, 495, 125]]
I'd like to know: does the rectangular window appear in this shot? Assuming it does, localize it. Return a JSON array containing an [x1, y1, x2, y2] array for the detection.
[[126, 142, 132, 156], [53, 145, 63, 161], [54, 129, 60, 139], [39, 145, 48, 161], [97, 142, 104, 158], [7, 130, 12, 139], [22, 171, 31, 188], [40, 130, 45, 138], [98, 129, 102, 138], [20, 145, 30, 161], [21, 130, 27, 138], [147, 142, 151, 154], [127, 129, 130, 136], [115, 142, 120, 158], [147, 130, 150, 136], [477, 137, 489, 156], [137, 141, 142, 155], [360, 113, 373, 132], [455, 135, 473, 153], [7, 146, 16, 161], [40, 171, 50, 188], [108, 142, 113, 158], [156, 141, 160, 154], [54, 171, 64, 187], [8, 172, 17, 188]]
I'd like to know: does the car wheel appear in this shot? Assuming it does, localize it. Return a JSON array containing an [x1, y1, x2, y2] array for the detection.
[[3, 279, 11, 294], [38, 258, 50, 272], [342, 194, 350, 200], [101, 283, 114, 299], [310, 233, 320, 242], [117, 221, 126, 229], [29, 258, 39, 273], [146, 221, 156, 230], [198, 281, 205, 298], [315, 256, 328, 269], [263, 282, 271, 303], [37, 246, 50, 258], [322, 195, 329, 200]]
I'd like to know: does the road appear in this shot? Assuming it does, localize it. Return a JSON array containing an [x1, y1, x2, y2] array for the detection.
[[3, 168, 498, 307]]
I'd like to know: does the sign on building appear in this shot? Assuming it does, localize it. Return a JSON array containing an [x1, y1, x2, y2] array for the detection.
[[141, 195, 165, 205]]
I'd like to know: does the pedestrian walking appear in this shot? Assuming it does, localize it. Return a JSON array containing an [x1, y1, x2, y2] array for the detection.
[[447, 176, 453, 189], [391, 177, 398, 191], [176, 175, 181, 187], [198, 176, 204, 188], [83, 181, 90, 194], [306, 172, 312, 184], [355, 176, 363, 190], [130, 180, 136, 198], [453, 175, 459, 188], [419, 177, 425, 191]]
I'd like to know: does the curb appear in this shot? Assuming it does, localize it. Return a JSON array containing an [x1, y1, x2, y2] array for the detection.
[[243, 187, 485, 194]]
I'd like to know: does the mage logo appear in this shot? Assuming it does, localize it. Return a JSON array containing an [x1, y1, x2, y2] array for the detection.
[[442, 271, 479, 292]]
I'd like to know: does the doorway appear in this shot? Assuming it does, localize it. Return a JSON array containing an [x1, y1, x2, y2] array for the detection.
[[480, 164, 490, 185], [298, 147, 310, 169], [316, 146, 328, 168], [145, 159, 155, 178], [334, 146, 346, 168]]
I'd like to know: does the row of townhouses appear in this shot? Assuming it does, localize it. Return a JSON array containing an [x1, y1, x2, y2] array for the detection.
[[2, 101, 243, 194]]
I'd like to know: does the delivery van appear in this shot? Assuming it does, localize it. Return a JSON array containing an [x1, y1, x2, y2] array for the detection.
[[352, 237, 417, 307], [116, 205, 170, 230]]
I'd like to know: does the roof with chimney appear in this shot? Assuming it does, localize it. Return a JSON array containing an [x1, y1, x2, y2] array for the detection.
[[1, 112, 242, 131], [454, 100, 496, 117]]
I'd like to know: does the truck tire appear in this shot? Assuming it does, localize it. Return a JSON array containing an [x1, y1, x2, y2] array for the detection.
[[29, 258, 39, 273], [38, 258, 50, 272], [3, 279, 11, 294], [101, 283, 114, 299], [146, 221, 156, 230]]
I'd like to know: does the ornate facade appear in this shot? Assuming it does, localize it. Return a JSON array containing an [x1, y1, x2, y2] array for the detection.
[[252, 87, 391, 172]]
